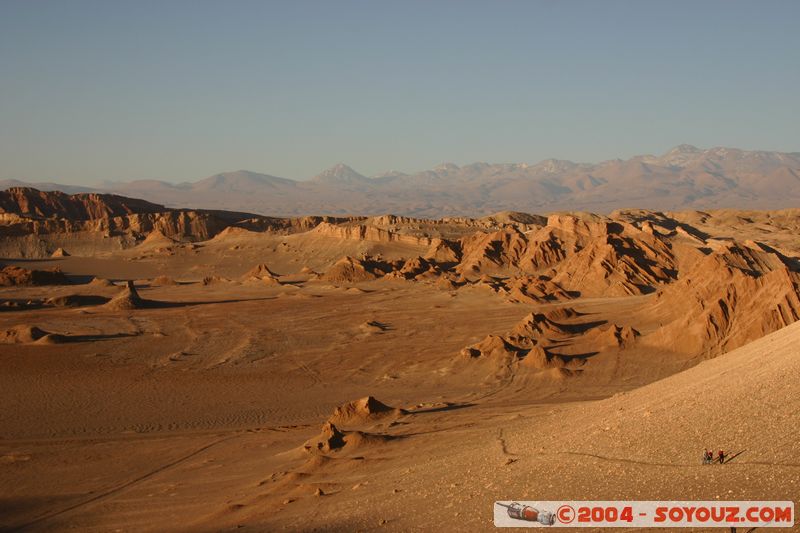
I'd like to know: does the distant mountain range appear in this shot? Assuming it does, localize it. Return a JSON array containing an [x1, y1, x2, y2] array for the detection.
[[3, 145, 800, 217]]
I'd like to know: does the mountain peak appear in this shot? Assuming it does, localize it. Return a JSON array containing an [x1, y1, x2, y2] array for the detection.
[[313, 164, 368, 184], [535, 159, 580, 174], [666, 144, 702, 155], [373, 170, 408, 180], [192, 170, 295, 192], [434, 162, 460, 173]]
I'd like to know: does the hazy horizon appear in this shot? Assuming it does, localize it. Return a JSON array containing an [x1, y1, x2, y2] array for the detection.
[[7, 142, 800, 187], [2, 0, 799, 186]]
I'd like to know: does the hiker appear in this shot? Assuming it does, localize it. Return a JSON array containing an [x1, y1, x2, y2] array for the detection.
[[718, 450, 725, 464], [703, 449, 711, 464]]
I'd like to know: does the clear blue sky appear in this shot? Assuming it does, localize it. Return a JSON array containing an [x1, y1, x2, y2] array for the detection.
[[1, 0, 798, 184]]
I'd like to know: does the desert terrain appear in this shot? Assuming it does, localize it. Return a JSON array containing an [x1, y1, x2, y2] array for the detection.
[[1, 188, 799, 531]]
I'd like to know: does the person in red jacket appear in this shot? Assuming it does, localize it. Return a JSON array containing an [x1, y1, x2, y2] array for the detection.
[[718, 450, 726, 464]]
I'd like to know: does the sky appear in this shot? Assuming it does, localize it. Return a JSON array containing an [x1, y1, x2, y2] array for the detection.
[[1, 0, 799, 185]]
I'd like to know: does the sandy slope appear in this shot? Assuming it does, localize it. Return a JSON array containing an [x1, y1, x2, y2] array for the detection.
[[3, 313, 795, 531], [218, 320, 800, 532]]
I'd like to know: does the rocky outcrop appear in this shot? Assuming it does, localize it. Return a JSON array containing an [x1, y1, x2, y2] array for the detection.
[[320, 256, 393, 283], [460, 335, 520, 361], [549, 233, 675, 297], [327, 396, 403, 427], [241, 263, 282, 285], [503, 276, 573, 303], [456, 228, 529, 274], [104, 281, 147, 310], [0, 265, 69, 286], [50, 247, 70, 257], [424, 238, 461, 263], [0, 188, 360, 258], [460, 307, 637, 376], [645, 243, 800, 357], [0, 325, 64, 344], [0, 187, 166, 219], [309, 222, 433, 246]]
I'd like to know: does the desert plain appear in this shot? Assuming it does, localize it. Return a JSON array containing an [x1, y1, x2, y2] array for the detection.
[[1, 188, 799, 531]]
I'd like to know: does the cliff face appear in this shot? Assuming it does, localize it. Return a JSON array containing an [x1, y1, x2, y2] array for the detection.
[[309, 221, 433, 247], [0, 188, 360, 257], [0, 188, 167, 220], [644, 243, 800, 357]]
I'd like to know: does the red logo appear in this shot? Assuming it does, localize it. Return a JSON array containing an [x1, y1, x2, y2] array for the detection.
[[558, 505, 576, 524]]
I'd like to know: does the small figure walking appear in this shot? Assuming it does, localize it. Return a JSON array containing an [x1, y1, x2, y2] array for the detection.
[[703, 449, 711, 464], [718, 450, 726, 464]]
